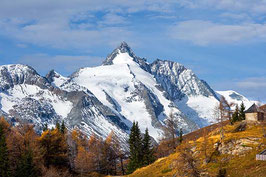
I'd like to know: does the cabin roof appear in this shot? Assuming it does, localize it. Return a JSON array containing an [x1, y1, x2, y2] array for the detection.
[[259, 149, 266, 155], [245, 103, 264, 113]]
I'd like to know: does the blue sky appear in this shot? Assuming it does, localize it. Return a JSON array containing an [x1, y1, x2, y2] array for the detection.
[[0, 0, 265, 102]]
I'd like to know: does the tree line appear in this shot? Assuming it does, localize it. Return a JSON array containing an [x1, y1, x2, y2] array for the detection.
[[0, 97, 246, 176], [0, 117, 132, 177], [0, 106, 204, 176], [0, 117, 158, 177]]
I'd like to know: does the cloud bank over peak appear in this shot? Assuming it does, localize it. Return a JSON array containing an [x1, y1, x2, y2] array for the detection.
[[169, 20, 266, 46]]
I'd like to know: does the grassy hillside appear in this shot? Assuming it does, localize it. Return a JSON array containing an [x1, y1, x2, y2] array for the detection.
[[126, 121, 266, 177]]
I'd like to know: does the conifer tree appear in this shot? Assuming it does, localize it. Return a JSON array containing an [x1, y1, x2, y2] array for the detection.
[[232, 105, 240, 123], [127, 121, 143, 174], [0, 124, 10, 177], [142, 128, 155, 166], [239, 102, 246, 120], [15, 148, 37, 177], [56, 122, 60, 131], [179, 128, 183, 143], [60, 121, 66, 134]]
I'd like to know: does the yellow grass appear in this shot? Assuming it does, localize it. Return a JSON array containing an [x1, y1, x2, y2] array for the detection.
[[125, 121, 266, 177]]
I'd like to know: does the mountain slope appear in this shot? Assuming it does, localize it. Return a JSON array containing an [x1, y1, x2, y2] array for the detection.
[[57, 42, 219, 140], [216, 90, 259, 109], [0, 42, 254, 143], [0, 64, 129, 146], [128, 122, 266, 177], [150, 59, 219, 127], [66, 49, 195, 139]]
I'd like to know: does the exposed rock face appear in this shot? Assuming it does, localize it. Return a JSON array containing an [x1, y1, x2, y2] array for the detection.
[[64, 42, 218, 139], [150, 59, 217, 100], [132, 82, 164, 128], [46, 70, 57, 83], [9, 98, 61, 133], [0, 64, 129, 146], [217, 138, 260, 155], [102, 41, 151, 72], [46, 70, 68, 88], [0, 64, 50, 91], [1, 42, 250, 144], [232, 122, 247, 132]]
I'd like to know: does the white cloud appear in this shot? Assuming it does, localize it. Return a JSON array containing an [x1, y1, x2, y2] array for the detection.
[[99, 13, 127, 25], [16, 43, 28, 48], [169, 20, 266, 45], [180, 0, 266, 15], [236, 77, 266, 89], [0, 0, 176, 19], [149, 15, 177, 20], [220, 12, 251, 21], [0, 19, 132, 50], [0, 0, 177, 50], [1, 0, 266, 49], [213, 77, 266, 103], [236, 77, 266, 102]]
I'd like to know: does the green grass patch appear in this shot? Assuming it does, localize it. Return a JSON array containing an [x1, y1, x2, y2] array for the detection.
[[161, 168, 172, 174]]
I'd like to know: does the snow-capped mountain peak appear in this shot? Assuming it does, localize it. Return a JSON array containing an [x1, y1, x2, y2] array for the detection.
[[67, 43, 222, 140], [102, 41, 135, 65], [0, 42, 256, 146], [102, 42, 151, 72], [0, 64, 50, 91], [116, 41, 133, 55], [216, 90, 258, 109], [150, 59, 217, 100], [46, 69, 68, 87]]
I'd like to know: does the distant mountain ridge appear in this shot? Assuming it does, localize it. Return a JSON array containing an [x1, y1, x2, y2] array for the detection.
[[216, 90, 259, 109], [0, 42, 254, 143]]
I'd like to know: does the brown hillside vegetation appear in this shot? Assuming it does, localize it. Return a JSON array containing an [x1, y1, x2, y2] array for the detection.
[[0, 116, 126, 177], [155, 121, 230, 158], [182, 120, 230, 142], [125, 121, 266, 177]]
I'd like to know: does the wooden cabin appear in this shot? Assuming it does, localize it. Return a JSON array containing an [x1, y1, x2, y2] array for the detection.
[[259, 104, 266, 120], [245, 104, 265, 122], [256, 149, 266, 161]]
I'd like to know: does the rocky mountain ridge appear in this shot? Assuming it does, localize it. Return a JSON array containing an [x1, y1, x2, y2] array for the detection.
[[0, 42, 254, 143]]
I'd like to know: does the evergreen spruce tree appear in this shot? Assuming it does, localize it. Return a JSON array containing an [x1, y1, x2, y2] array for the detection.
[[127, 122, 136, 174], [142, 128, 155, 166], [15, 148, 37, 177], [232, 105, 240, 123], [56, 121, 60, 130], [135, 122, 142, 161], [239, 102, 246, 120], [0, 124, 10, 177], [127, 122, 143, 174], [60, 121, 66, 134], [179, 128, 183, 143]]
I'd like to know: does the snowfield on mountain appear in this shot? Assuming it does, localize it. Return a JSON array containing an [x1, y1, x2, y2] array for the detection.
[[0, 42, 255, 143]]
